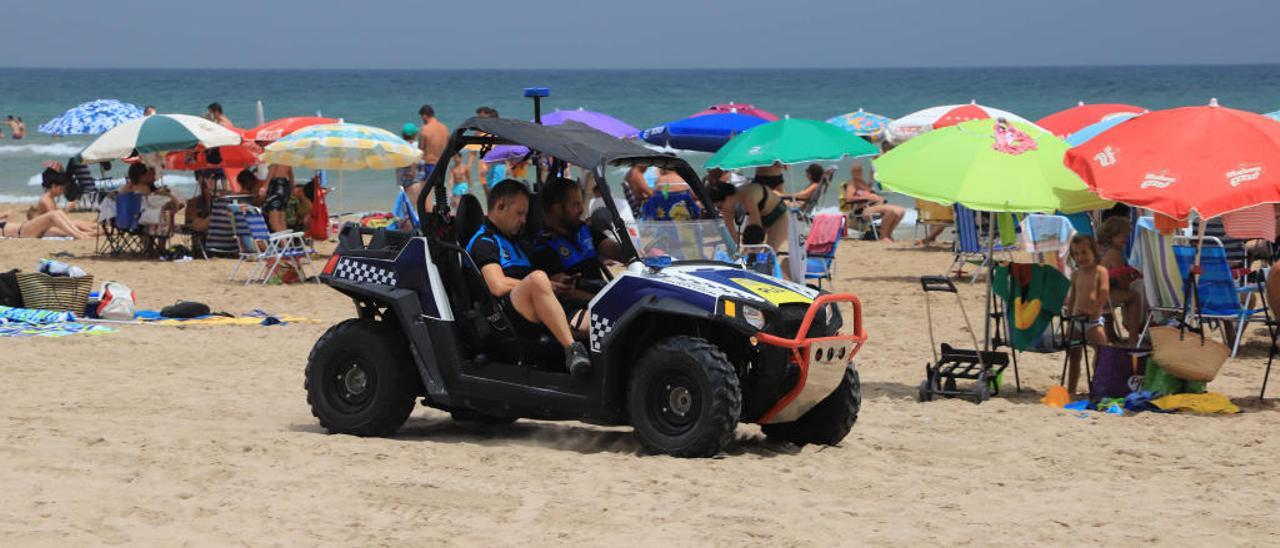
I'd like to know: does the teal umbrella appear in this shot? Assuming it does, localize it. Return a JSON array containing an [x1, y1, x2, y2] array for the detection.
[[705, 118, 879, 169]]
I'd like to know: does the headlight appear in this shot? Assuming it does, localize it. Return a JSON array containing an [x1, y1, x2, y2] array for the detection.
[[741, 305, 766, 330]]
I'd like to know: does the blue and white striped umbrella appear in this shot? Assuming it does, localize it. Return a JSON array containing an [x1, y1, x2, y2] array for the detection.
[[38, 99, 145, 136]]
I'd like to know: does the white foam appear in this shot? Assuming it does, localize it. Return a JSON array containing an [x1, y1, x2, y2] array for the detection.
[[0, 142, 84, 157], [0, 193, 39, 204]]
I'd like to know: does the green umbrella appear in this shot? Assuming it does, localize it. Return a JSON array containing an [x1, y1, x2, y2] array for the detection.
[[705, 118, 879, 169], [872, 119, 1109, 214]]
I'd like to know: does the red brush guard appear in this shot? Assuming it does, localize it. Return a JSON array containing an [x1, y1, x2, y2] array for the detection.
[[753, 293, 868, 424]]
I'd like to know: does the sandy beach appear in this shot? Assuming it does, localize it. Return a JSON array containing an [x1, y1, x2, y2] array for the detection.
[[3, 214, 1280, 546]]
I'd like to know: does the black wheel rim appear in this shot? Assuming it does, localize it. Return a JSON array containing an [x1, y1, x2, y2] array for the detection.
[[327, 354, 376, 413], [646, 369, 701, 437]]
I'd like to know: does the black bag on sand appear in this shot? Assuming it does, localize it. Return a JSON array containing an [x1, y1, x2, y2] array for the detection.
[[0, 269, 23, 308], [161, 301, 211, 319]]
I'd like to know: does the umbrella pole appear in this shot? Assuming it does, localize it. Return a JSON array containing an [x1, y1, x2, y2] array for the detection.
[[339, 171, 345, 213], [1190, 218, 1207, 326], [984, 212, 995, 351]]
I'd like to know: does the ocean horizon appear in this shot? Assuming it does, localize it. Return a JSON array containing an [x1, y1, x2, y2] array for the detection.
[[2, 64, 1278, 211]]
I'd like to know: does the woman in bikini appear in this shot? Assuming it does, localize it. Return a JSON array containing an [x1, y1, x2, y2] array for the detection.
[[31, 168, 99, 233], [738, 163, 789, 249], [840, 163, 904, 242], [1098, 216, 1146, 345], [1, 209, 98, 239]]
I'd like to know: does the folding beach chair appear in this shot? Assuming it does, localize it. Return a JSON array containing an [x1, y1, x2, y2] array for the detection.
[[803, 213, 846, 289], [949, 205, 1018, 283], [95, 192, 147, 256], [226, 203, 312, 285], [391, 188, 420, 232], [1133, 218, 1187, 346], [913, 198, 955, 242], [1172, 244, 1267, 357]]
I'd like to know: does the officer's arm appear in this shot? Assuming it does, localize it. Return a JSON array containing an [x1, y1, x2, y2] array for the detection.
[[479, 263, 520, 297]]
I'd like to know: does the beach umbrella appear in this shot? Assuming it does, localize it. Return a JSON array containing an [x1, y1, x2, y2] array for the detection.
[[641, 113, 769, 152], [1065, 112, 1141, 147], [887, 101, 1037, 143], [38, 99, 144, 136], [692, 102, 780, 121], [262, 122, 420, 210], [826, 109, 893, 139], [1065, 99, 1280, 221], [244, 116, 339, 142], [541, 108, 640, 138], [873, 119, 1109, 214], [1036, 102, 1146, 139], [705, 118, 879, 170], [78, 114, 242, 162]]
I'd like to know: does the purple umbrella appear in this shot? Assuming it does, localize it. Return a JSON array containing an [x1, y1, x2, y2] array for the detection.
[[483, 108, 640, 163]]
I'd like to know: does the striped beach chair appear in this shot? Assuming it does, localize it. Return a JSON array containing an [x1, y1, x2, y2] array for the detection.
[[949, 205, 1018, 283], [226, 204, 312, 285], [1133, 217, 1187, 346]]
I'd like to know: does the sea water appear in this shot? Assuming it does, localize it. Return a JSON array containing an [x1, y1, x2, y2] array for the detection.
[[1, 65, 1277, 212]]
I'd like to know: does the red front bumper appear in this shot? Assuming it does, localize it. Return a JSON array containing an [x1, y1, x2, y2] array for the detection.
[[753, 293, 868, 424]]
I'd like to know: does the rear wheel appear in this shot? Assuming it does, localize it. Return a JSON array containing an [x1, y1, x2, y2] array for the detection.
[[628, 336, 741, 458], [305, 319, 419, 436], [762, 365, 861, 446]]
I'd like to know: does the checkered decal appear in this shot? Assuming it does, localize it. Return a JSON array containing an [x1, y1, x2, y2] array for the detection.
[[589, 313, 614, 352], [333, 258, 397, 286]]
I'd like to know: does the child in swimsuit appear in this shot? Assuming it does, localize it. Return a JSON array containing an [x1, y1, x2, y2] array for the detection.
[[1063, 234, 1111, 395]]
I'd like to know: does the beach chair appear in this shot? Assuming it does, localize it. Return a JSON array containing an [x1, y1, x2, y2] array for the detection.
[[803, 213, 846, 288], [1171, 244, 1267, 357], [391, 189, 420, 231], [1133, 218, 1188, 346], [949, 205, 1018, 283], [226, 203, 312, 285], [913, 198, 955, 242], [95, 192, 147, 256]]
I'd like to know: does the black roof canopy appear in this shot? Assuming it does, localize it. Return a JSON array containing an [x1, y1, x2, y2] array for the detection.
[[455, 117, 684, 171]]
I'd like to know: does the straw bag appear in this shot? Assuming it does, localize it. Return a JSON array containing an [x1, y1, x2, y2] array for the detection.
[[15, 272, 94, 313], [1149, 326, 1229, 382]]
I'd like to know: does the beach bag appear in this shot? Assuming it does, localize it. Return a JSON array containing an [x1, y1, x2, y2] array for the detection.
[[0, 269, 22, 308], [1091, 346, 1150, 398], [97, 281, 136, 320], [1149, 325, 1229, 382], [307, 186, 330, 240], [160, 300, 210, 319], [16, 272, 93, 312]]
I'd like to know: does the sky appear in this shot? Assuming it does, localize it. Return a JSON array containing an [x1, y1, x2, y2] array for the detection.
[[9, 0, 1280, 69]]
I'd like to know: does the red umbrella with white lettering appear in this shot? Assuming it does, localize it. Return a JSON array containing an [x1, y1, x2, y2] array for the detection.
[[1064, 99, 1280, 222]]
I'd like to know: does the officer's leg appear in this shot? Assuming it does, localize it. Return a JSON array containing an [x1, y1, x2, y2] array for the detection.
[[509, 271, 575, 347]]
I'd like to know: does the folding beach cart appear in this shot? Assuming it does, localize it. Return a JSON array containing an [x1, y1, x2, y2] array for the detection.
[[918, 275, 1011, 403]]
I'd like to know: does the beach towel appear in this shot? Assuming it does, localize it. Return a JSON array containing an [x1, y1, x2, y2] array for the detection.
[[1151, 393, 1239, 414], [0, 321, 115, 338], [1021, 214, 1076, 273], [992, 263, 1071, 350], [0, 305, 74, 324], [1221, 204, 1276, 242], [806, 213, 843, 254]]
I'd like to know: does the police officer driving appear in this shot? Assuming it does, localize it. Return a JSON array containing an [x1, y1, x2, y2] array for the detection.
[[466, 179, 592, 376]]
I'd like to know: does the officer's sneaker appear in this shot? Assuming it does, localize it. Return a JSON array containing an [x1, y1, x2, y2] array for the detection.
[[565, 341, 591, 377]]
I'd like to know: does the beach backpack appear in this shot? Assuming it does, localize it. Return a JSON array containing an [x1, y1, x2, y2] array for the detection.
[[1091, 346, 1150, 399], [97, 281, 136, 320]]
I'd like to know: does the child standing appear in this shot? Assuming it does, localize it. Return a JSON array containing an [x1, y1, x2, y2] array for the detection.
[[1063, 234, 1111, 394]]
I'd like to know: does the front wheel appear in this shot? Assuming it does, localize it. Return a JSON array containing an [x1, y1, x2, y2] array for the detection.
[[628, 336, 742, 458], [305, 319, 420, 436], [762, 365, 861, 446]]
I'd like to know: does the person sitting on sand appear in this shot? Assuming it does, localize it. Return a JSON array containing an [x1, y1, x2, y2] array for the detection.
[[30, 166, 100, 234], [466, 180, 591, 377], [840, 163, 904, 242], [1063, 234, 1110, 395], [1098, 216, 1145, 345], [1, 210, 98, 239]]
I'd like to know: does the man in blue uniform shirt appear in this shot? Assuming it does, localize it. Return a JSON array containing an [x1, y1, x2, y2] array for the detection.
[[531, 178, 622, 333], [466, 179, 591, 376]]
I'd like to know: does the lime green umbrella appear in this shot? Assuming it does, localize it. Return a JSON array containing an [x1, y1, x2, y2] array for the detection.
[[705, 117, 879, 169], [872, 119, 1110, 213]]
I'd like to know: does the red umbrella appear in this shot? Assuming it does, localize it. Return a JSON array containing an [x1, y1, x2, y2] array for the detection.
[[692, 102, 779, 121], [932, 104, 992, 129], [1037, 102, 1146, 138], [162, 142, 262, 170], [244, 116, 338, 142], [1064, 100, 1280, 221]]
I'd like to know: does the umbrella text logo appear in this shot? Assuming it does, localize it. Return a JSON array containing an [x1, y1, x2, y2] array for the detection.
[[1094, 146, 1117, 167], [747, 146, 764, 156], [1140, 172, 1177, 189], [1226, 165, 1262, 187]]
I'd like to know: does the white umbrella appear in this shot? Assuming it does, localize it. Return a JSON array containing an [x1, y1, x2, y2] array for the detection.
[[888, 101, 1038, 143], [79, 114, 242, 162]]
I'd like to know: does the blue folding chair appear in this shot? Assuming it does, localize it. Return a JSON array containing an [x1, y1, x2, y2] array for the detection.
[[804, 213, 846, 288], [95, 192, 147, 256], [391, 189, 420, 231], [227, 203, 312, 284], [1172, 244, 1267, 356], [949, 204, 1018, 283]]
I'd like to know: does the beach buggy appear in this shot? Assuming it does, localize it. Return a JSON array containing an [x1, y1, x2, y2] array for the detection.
[[305, 116, 867, 457]]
